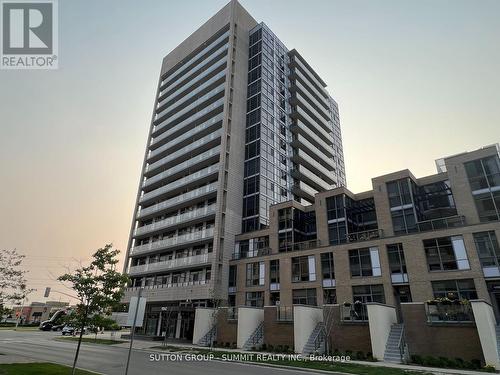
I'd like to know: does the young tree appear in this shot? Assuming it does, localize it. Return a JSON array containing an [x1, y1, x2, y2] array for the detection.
[[58, 244, 129, 375], [0, 249, 33, 319]]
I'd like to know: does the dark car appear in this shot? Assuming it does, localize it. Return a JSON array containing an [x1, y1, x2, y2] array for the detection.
[[51, 324, 65, 331], [39, 321, 55, 331]]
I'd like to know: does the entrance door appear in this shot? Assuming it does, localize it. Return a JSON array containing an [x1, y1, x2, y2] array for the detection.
[[394, 285, 412, 322]]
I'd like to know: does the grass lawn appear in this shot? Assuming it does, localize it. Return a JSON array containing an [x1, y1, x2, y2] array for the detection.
[[151, 346, 434, 375], [56, 337, 126, 345], [0, 363, 98, 374], [0, 327, 39, 331]]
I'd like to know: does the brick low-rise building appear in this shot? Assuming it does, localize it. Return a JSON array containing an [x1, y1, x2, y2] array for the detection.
[[193, 144, 500, 367]]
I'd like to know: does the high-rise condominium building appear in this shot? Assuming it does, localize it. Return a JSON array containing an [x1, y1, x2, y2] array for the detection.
[[123, 0, 345, 339]]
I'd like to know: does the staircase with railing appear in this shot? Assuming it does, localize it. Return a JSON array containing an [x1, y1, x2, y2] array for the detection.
[[302, 322, 326, 355], [383, 323, 408, 363], [197, 325, 217, 347], [242, 321, 264, 350]]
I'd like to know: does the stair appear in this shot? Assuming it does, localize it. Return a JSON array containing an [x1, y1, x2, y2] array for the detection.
[[243, 321, 264, 351], [384, 323, 403, 363], [197, 325, 217, 347], [302, 322, 326, 355]]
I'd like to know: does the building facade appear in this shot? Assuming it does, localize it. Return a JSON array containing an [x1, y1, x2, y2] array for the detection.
[[123, 0, 345, 339], [229, 144, 500, 316]]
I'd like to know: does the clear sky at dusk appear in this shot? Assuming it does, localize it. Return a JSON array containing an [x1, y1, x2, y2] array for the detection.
[[0, 0, 499, 302]]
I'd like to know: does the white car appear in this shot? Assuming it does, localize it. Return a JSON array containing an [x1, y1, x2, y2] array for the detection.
[[61, 325, 86, 336]]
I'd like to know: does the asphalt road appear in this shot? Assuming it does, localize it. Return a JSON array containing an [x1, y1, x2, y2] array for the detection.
[[0, 330, 316, 375]]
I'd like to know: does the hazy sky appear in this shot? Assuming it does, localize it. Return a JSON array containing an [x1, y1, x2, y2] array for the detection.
[[0, 0, 499, 303]]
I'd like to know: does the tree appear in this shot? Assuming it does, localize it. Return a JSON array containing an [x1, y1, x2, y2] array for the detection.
[[0, 249, 33, 319], [58, 244, 129, 375]]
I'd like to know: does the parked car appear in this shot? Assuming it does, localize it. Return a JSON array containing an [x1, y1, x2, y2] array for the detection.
[[51, 324, 66, 331], [61, 325, 86, 336], [39, 309, 67, 331]]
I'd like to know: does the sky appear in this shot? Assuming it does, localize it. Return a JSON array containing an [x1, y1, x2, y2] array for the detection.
[[0, 0, 499, 303]]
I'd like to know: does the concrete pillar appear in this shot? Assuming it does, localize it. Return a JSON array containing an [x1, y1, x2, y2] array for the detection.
[[192, 307, 216, 345], [237, 307, 264, 349], [470, 300, 500, 369], [366, 303, 397, 361], [293, 305, 323, 354], [175, 312, 182, 339]]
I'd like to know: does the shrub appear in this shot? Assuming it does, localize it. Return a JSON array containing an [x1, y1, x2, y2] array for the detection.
[[261, 343, 267, 351], [355, 351, 366, 360], [231, 342, 236, 349], [483, 365, 496, 373], [267, 344, 274, 352], [283, 345, 290, 353]]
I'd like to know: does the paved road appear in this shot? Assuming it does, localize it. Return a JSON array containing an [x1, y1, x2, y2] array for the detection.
[[0, 330, 315, 375]]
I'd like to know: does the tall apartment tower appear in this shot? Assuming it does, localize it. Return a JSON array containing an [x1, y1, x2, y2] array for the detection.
[[123, 0, 345, 339]]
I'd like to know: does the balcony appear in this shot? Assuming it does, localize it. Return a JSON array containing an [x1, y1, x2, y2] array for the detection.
[[158, 60, 227, 109], [140, 164, 219, 204], [231, 247, 270, 260], [290, 120, 334, 157], [292, 181, 318, 203], [276, 306, 294, 322], [346, 229, 383, 243], [289, 55, 329, 99], [341, 302, 369, 322], [145, 130, 222, 175], [128, 252, 213, 275], [416, 215, 466, 233], [291, 166, 332, 192], [143, 146, 221, 189], [279, 239, 321, 253], [291, 92, 331, 132], [130, 227, 215, 256], [134, 205, 216, 238], [289, 68, 330, 109], [290, 79, 330, 119], [160, 41, 229, 95], [124, 280, 211, 302], [154, 84, 225, 126], [290, 107, 332, 145], [137, 182, 218, 219], [291, 134, 335, 171], [291, 150, 335, 185], [151, 104, 224, 148], [425, 301, 474, 323]]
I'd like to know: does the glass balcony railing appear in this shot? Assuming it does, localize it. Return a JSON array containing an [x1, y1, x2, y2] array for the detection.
[[290, 56, 329, 98], [137, 182, 218, 219], [144, 146, 221, 188], [140, 164, 219, 203], [291, 68, 330, 109], [291, 120, 334, 157], [292, 106, 332, 145], [279, 239, 321, 253], [128, 253, 213, 275], [292, 79, 330, 118], [153, 98, 224, 137], [293, 134, 335, 170], [425, 302, 474, 323], [294, 92, 331, 131], [151, 108, 223, 148], [160, 37, 229, 92], [231, 247, 271, 260], [146, 129, 222, 174], [292, 149, 335, 184], [158, 62, 227, 108], [341, 302, 369, 322], [126, 279, 209, 293], [154, 84, 225, 125], [148, 115, 223, 160], [416, 215, 466, 232], [291, 166, 332, 192], [156, 70, 226, 120], [134, 205, 216, 237], [346, 229, 383, 243], [276, 306, 294, 322], [130, 227, 215, 255]]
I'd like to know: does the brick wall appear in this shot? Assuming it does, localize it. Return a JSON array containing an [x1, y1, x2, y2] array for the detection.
[[325, 305, 372, 354], [263, 306, 294, 349], [216, 308, 237, 346]]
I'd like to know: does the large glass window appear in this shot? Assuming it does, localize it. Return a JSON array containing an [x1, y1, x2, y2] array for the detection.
[[352, 284, 385, 304], [323, 289, 337, 304], [246, 291, 264, 307], [465, 155, 500, 222], [474, 231, 500, 268], [387, 243, 407, 275], [270, 259, 280, 284], [228, 265, 237, 288], [246, 262, 263, 286], [292, 288, 317, 306], [387, 178, 418, 234], [432, 279, 477, 300], [424, 236, 470, 271], [292, 255, 316, 282], [321, 252, 335, 280], [349, 248, 381, 277]]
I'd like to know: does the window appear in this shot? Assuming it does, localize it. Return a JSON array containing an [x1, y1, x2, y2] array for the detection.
[[465, 155, 500, 222], [246, 262, 264, 286], [432, 279, 477, 300], [387, 243, 407, 280], [246, 291, 264, 307], [321, 252, 335, 280], [328, 221, 347, 245], [292, 255, 316, 282], [349, 248, 381, 277], [353, 284, 385, 304], [292, 288, 317, 306], [474, 231, 500, 269], [323, 289, 337, 304], [387, 179, 413, 208], [228, 265, 237, 288], [326, 195, 345, 221], [270, 259, 279, 284], [424, 236, 470, 271], [391, 208, 417, 234]]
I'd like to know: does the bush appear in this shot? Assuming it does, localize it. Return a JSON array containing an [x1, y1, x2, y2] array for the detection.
[[483, 365, 496, 373], [260, 343, 267, 351], [355, 351, 366, 360], [231, 342, 236, 349], [267, 344, 274, 352], [411, 354, 482, 370], [283, 345, 291, 353]]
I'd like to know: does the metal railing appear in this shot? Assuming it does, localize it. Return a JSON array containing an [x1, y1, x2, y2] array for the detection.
[[346, 229, 383, 243], [425, 302, 474, 323], [126, 279, 208, 292], [341, 302, 369, 322], [128, 253, 213, 275], [416, 215, 466, 232], [227, 307, 238, 321], [276, 306, 294, 322]]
